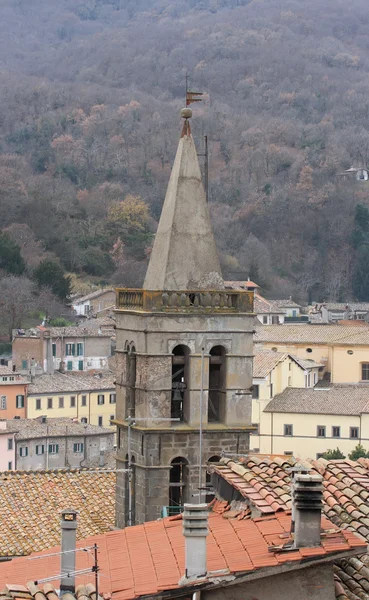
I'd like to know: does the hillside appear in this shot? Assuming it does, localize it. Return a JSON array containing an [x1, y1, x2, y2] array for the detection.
[[1, 0, 369, 301]]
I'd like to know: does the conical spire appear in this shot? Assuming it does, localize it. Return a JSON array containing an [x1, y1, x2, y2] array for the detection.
[[144, 110, 224, 291]]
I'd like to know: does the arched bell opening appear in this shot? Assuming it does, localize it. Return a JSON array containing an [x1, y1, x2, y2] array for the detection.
[[208, 345, 226, 423], [171, 345, 190, 422]]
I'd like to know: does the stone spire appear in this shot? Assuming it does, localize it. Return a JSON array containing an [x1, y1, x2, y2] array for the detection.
[[144, 109, 224, 291]]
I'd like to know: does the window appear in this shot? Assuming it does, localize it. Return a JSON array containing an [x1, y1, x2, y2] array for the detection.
[[7, 438, 13, 450], [284, 451, 293, 456], [289, 362, 292, 371], [78, 360, 83, 371], [110, 414, 115, 422], [8, 461, 12, 470], [19, 446, 28, 457], [47, 397, 53, 409], [288, 377, 292, 386], [252, 385, 259, 399], [98, 394, 105, 405], [36, 398, 41, 410], [77, 343, 84, 356], [81, 417, 88, 424], [59, 397, 64, 408], [73, 442, 84, 453], [9, 376, 14, 381], [36, 444, 45, 455], [70, 396, 76, 408], [362, 363, 369, 381], [306, 348, 312, 353], [66, 343, 73, 356], [262, 316, 268, 324], [0, 396, 7, 410], [208, 346, 226, 423], [98, 416, 103, 427], [270, 384, 273, 398], [317, 425, 326, 437], [284, 424, 293, 436], [272, 316, 279, 324], [350, 427, 359, 439], [22, 359, 28, 369], [67, 361, 73, 371], [16, 394, 24, 408], [109, 393, 116, 404], [81, 395, 87, 407], [52, 343, 56, 357], [313, 372, 317, 385], [332, 426, 341, 438], [48, 444, 59, 454], [307, 374, 311, 387]]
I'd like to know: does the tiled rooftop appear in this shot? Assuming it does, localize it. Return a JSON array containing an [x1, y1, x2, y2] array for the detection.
[[254, 323, 369, 344], [0, 510, 364, 600], [254, 295, 285, 314], [73, 289, 114, 304], [28, 372, 115, 394], [253, 350, 287, 378], [210, 455, 369, 599], [0, 469, 116, 557], [5, 417, 112, 439], [264, 384, 369, 415]]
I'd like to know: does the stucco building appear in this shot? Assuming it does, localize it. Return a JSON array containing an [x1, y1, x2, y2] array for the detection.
[[72, 289, 115, 317], [0, 421, 16, 471], [114, 111, 254, 525], [13, 326, 113, 374], [7, 417, 114, 470], [27, 371, 116, 429], [0, 365, 28, 420], [255, 383, 369, 458]]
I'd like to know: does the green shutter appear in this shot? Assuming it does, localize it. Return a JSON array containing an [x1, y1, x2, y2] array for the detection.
[[78, 360, 83, 371], [67, 361, 73, 371], [77, 343, 83, 356], [52, 343, 56, 357], [72, 343, 76, 356]]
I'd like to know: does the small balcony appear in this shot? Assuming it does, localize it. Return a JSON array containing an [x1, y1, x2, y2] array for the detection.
[[116, 288, 254, 314]]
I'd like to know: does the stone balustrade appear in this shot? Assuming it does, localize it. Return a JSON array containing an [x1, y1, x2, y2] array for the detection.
[[116, 288, 253, 313]]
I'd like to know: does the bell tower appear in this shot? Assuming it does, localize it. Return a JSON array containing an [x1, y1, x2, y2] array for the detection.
[[114, 109, 254, 526]]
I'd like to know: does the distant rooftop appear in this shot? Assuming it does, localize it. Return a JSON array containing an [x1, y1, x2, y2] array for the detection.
[[72, 288, 114, 304], [5, 417, 112, 439], [255, 323, 369, 345], [13, 326, 113, 339], [265, 384, 369, 415], [28, 372, 115, 395]]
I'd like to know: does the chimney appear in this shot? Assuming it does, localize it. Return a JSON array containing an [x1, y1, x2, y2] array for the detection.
[[293, 474, 323, 548], [60, 509, 78, 594], [181, 503, 209, 582]]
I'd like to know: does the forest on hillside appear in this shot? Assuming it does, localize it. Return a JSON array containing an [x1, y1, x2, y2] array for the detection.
[[2, 0, 369, 310]]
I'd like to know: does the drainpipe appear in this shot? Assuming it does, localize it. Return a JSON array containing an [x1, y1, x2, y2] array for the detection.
[[271, 412, 274, 454], [46, 425, 49, 470]]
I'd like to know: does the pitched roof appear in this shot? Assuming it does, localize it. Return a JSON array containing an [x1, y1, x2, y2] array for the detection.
[[324, 303, 369, 312], [143, 117, 223, 291], [269, 298, 301, 309], [5, 417, 112, 439], [46, 326, 112, 338], [253, 350, 287, 378], [27, 372, 115, 395], [254, 324, 369, 344], [290, 356, 322, 370], [0, 469, 116, 557], [0, 366, 18, 376], [264, 384, 369, 415], [210, 455, 369, 599], [254, 295, 285, 314], [0, 511, 364, 599], [225, 280, 260, 289], [73, 289, 114, 304]]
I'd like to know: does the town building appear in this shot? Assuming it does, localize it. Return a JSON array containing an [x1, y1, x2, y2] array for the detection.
[[320, 302, 369, 323], [0, 365, 28, 420], [251, 350, 321, 426], [253, 383, 369, 457], [0, 421, 16, 471], [254, 323, 369, 383], [26, 372, 116, 429], [12, 326, 113, 374], [5, 417, 114, 470], [0, 483, 365, 600], [114, 110, 254, 526], [72, 289, 115, 318], [0, 468, 115, 557]]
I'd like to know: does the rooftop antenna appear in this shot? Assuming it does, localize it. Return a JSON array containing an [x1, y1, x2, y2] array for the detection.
[[185, 72, 208, 202]]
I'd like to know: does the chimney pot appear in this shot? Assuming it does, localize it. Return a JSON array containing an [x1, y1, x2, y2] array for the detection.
[[60, 509, 78, 594], [293, 473, 323, 548], [181, 503, 208, 582]]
